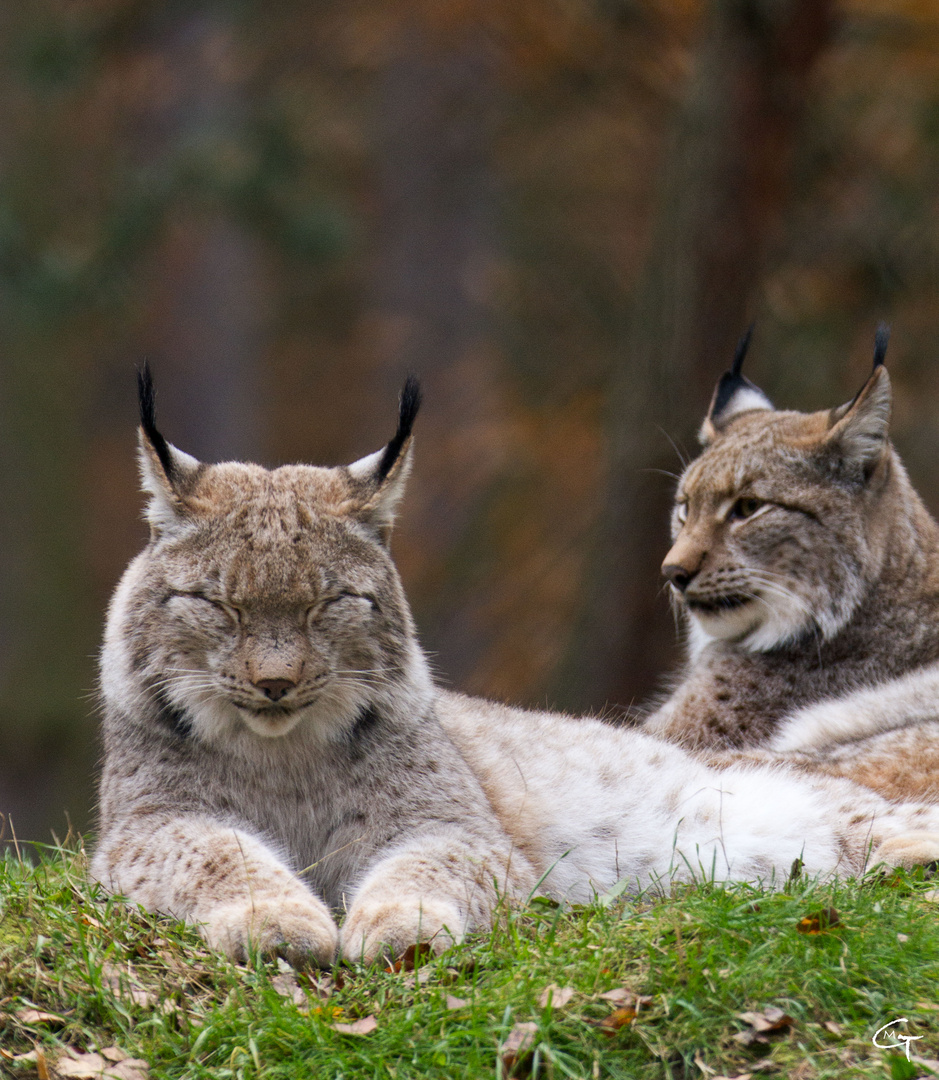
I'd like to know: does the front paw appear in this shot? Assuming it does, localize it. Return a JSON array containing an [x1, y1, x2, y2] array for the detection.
[[870, 831, 939, 870], [201, 895, 339, 967], [340, 897, 464, 964]]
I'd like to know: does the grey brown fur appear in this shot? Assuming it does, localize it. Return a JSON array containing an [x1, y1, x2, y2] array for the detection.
[[644, 334, 939, 795], [94, 372, 939, 967], [93, 377, 531, 964]]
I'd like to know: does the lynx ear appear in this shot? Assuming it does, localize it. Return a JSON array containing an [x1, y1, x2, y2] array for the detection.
[[700, 326, 773, 444], [136, 363, 202, 536], [822, 328, 891, 478], [346, 375, 422, 544]]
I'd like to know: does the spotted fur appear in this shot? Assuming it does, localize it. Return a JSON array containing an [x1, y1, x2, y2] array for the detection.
[[643, 334, 939, 802], [93, 373, 939, 967], [94, 376, 532, 965]]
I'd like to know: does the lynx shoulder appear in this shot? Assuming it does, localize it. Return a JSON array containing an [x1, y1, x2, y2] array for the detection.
[[643, 327, 939, 772], [93, 367, 939, 967]]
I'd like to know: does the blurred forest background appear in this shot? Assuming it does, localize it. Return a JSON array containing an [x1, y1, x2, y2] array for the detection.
[[2, 0, 939, 840]]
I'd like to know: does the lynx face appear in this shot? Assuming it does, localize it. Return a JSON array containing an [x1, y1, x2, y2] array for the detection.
[[663, 335, 893, 652], [102, 380, 427, 745]]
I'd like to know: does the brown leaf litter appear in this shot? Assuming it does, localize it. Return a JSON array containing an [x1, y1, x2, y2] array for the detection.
[[733, 1006, 795, 1046]]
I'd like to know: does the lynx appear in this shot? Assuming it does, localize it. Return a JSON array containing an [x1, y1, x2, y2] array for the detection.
[[94, 367, 939, 966], [93, 369, 530, 965], [642, 326, 939, 802]]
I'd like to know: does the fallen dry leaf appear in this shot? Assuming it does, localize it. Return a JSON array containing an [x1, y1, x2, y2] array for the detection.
[[55, 1047, 149, 1079], [100, 963, 158, 1010], [271, 960, 308, 1009], [733, 1007, 795, 1046], [595, 1006, 638, 1034], [445, 995, 469, 1010], [1, 1049, 47, 1076], [736, 1008, 793, 1033], [598, 988, 652, 1007], [500, 1021, 537, 1075], [537, 984, 575, 1010], [822, 1020, 842, 1035], [588, 989, 652, 1035], [386, 942, 434, 974], [54, 1058, 107, 1078], [299, 971, 334, 1000], [400, 967, 434, 989], [14, 1008, 67, 1026], [796, 908, 840, 935], [329, 1015, 378, 1036]]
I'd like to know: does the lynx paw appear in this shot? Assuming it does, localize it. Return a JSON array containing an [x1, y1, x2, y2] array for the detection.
[[340, 897, 464, 964], [870, 832, 939, 870], [201, 895, 339, 966]]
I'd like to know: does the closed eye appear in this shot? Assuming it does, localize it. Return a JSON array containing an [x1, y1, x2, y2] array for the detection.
[[323, 591, 358, 606], [168, 591, 240, 621], [320, 591, 380, 613]]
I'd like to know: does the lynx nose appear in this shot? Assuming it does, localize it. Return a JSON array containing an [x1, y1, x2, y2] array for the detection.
[[662, 563, 693, 592], [254, 677, 296, 702]]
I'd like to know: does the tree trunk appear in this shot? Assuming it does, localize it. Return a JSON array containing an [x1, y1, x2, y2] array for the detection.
[[129, 5, 267, 462], [557, 0, 835, 712], [367, 22, 507, 689]]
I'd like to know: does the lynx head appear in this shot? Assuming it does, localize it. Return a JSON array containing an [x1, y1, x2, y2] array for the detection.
[[101, 367, 429, 744], [664, 326, 896, 652]]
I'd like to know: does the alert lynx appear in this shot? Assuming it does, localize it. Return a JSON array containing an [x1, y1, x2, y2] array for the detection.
[[642, 328, 939, 800], [94, 367, 939, 966]]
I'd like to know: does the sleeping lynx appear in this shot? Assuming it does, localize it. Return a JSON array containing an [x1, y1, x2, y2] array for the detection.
[[643, 327, 939, 800], [93, 367, 939, 966]]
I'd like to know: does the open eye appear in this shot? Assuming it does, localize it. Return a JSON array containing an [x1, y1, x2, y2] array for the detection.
[[728, 496, 766, 521], [674, 500, 689, 525]]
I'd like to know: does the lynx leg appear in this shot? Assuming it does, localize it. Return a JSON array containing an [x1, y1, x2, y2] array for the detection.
[[870, 831, 939, 870], [93, 815, 339, 966], [340, 835, 505, 964]]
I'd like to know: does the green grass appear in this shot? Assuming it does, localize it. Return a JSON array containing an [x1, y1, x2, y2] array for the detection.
[[2, 842, 939, 1079]]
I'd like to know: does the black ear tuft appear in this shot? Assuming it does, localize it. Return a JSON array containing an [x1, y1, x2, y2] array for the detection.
[[836, 323, 892, 418], [377, 374, 422, 481], [873, 322, 890, 371], [709, 324, 768, 423], [137, 361, 176, 482], [730, 323, 754, 379]]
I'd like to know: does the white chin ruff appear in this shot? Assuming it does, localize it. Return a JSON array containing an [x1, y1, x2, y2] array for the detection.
[[182, 693, 361, 745], [237, 708, 306, 738], [690, 595, 810, 653]]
